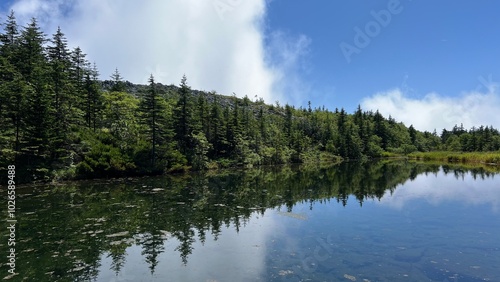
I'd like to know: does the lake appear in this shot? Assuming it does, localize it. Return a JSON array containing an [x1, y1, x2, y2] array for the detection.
[[1, 161, 500, 281]]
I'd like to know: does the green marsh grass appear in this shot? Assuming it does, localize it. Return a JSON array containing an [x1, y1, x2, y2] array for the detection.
[[408, 151, 500, 165]]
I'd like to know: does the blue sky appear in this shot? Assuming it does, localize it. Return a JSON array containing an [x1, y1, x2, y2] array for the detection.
[[265, 0, 500, 112], [1, 0, 499, 131]]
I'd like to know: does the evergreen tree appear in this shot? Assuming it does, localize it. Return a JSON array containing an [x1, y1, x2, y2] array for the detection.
[[0, 11, 19, 60], [173, 75, 194, 158], [0, 57, 27, 161], [47, 27, 74, 133], [408, 124, 417, 146], [209, 95, 226, 158], [258, 106, 266, 143], [17, 18, 53, 177], [138, 74, 170, 170], [70, 47, 88, 88], [110, 68, 125, 92], [373, 110, 389, 150], [84, 63, 102, 131], [70, 46, 90, 118]]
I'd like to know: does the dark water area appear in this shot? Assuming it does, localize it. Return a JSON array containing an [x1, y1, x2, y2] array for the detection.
[[1, 161, 499, 281]]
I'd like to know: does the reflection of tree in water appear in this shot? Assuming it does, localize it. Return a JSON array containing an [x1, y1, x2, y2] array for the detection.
[[7, 160, 498, 280], [109, 248, 126, 275], [140, 232, 164, 274], [174, 227, 196, 265]]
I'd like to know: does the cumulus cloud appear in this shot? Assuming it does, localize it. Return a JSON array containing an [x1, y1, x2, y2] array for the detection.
[[361, 86, 500, 132], [96, 211, 278, 281], [3, 0, 308, 103], [266, 30, 312, 105]]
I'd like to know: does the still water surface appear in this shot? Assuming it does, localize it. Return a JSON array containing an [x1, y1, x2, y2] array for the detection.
[[1, 161, 500, 281]]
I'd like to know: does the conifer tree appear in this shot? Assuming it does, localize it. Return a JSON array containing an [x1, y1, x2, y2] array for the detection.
[[0, 12, 23, 158], [209, 95, 226, 158], [84, 63, 102, 131], [139, 74, 169, 169], [0, 11, 19, 60], [48, 27, 75, 132], [174, 75, 194, 158], [110, 68, 125, 92], [18, 18, 52, 170]]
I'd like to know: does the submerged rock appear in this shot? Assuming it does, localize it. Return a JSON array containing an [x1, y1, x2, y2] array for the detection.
[[344, 274, 356, 281]]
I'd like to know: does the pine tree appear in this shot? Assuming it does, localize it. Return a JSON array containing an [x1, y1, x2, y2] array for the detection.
[[209, 95, 226, 158], [47, 27, 74, 131], [373, 110, 388, 150], [110, 68, 125, 92], [173, 75, 194, 158], [18, 18, 53, 173], [139, 74, 166, 169], [196, 93, 209, 136], [0, 61, 27, 153], [70, 46, 90, 120], [0, 11, 19, 60], [0, 13, 22, 159], [84, 63, 102, 131], [408, 124, 417, 146], [70, 47, 88, 88]]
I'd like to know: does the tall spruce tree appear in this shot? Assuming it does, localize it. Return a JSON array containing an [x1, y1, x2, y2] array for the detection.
[[173, 75, 194, 158], [70, 46, 90, 121], [0, 12, 23, 160], [209, 95, 226, 158], [18, 18, 53, 176], [139, 74, 165, 169], [110, 68, 125, 92], [0, 11, 19, 60], [84, 63, 102, 131], [47, 27, 74, 139]]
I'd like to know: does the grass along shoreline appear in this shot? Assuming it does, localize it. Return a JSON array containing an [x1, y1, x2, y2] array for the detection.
[[407, 151, 500, 165]]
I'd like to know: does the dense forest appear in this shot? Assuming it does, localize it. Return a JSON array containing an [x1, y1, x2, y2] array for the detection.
[[1, 12, 500, 182]]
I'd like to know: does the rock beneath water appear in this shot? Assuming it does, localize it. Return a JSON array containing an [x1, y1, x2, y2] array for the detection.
[[344, 274, 356, 281], [278, 270, 293, 276]]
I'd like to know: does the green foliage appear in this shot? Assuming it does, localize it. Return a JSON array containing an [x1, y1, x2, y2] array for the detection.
[[2, 12, 500, 183], [75, 130, 136, 178], [191, 132, 211, 170]]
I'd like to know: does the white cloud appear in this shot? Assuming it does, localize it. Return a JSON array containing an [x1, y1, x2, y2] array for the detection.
[[96, 211, 278, 281], [266, 30, 312, 105], [3, 0, 307, 103], [361, 87, 500, 132]]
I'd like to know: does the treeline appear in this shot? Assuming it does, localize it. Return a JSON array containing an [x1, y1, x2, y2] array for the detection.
[[1, 12, 500, 182], [441, 124, 500, 152]]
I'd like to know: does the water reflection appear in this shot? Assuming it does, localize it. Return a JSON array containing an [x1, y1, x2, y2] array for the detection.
[[379, 166, 500, 211], [1, 160, 499, 281]]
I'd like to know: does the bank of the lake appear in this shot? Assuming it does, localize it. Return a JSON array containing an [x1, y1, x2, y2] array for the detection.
[[408, 151, 500, 166]]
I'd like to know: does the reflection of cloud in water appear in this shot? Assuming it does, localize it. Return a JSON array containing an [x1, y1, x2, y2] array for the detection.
[[378, 169, 500, 212], [176, 211, 277, 281], [97, 211, 277, 281]]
